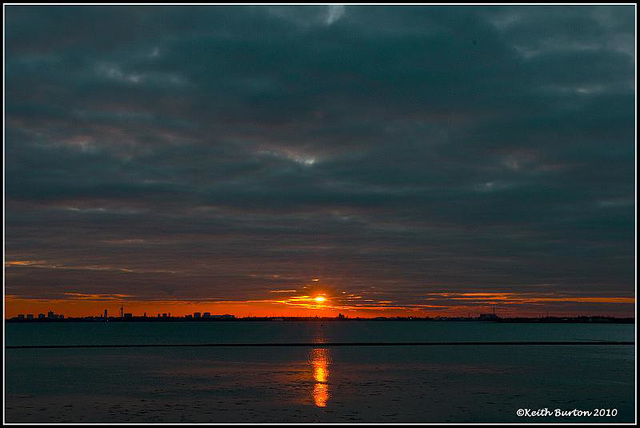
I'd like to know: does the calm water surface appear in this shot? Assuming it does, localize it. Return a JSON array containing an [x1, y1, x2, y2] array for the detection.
[[5, 320, 635, 346], [5, 322, 635, 423]]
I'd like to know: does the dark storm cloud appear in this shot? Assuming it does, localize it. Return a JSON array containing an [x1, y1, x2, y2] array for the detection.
[[5, 6, 635, 313]]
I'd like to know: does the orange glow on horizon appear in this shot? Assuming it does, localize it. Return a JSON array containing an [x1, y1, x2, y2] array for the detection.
[[4, 291, 636, 319]]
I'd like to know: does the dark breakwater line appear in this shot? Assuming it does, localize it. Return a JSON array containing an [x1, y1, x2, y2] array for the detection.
[[6, 341, 635, 349]]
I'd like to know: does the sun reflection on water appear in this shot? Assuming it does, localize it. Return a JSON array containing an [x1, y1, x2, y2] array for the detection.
[[310, 348, 331, 407]]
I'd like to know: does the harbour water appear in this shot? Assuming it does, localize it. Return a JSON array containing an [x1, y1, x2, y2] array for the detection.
[[5, 321, 636, 423]]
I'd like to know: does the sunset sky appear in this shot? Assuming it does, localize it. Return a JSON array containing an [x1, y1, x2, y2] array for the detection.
[[5, 5, 636, 318]]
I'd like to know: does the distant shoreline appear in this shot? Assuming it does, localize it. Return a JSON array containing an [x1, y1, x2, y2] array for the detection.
[[5, 316, 635, 324]]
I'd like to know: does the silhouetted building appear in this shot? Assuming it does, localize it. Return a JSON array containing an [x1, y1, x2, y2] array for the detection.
[[194, 312, 201, 319], [27, 314, 34, 320], [479, 305, 499, 321], [124, 313, 133, 319], [104, 309, 108, 319], [17, 314, 25, 320], [38, 313, 45, 319], [203, 312, 211, 318], [211, 314, 235, 319], [478, 313, 499, 321]]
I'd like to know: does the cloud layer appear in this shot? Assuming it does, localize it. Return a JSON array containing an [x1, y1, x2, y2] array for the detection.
[[5, 6, 635, 316]]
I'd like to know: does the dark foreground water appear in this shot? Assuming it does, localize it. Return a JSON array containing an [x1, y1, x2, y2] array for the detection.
[[5, 321, 636, 423]]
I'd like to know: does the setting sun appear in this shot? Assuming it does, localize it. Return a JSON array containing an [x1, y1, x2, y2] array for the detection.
[[314, 295, 327, 304]]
